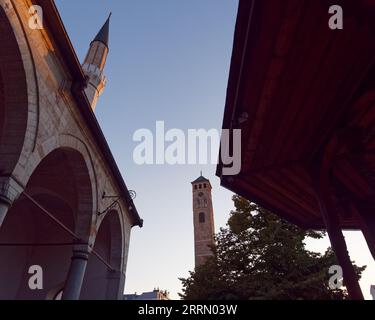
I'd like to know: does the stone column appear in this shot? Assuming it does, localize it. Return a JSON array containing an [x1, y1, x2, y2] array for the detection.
[[62, 245, 91, 300]]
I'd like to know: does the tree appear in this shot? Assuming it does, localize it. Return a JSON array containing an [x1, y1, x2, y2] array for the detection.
[[180, 196, 365, 300]]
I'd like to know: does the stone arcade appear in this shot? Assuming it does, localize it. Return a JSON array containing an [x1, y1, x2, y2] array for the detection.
[[0, 0, 142, 300]]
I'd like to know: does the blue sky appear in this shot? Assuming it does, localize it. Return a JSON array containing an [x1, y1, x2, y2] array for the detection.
[[55, 0, 374, 299]]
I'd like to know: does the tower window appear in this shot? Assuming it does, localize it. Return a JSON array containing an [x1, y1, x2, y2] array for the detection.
[[204, 183, 207, 188], [199, 184, 202, 189], [199, 212, 205, 223], [194, 185, 197, 190]]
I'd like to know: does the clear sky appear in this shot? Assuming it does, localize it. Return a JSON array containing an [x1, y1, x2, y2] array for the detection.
[[55, 0, 374, 300]]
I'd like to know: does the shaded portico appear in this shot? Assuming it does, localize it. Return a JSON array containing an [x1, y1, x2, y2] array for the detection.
[[217, 0, 375, 300]]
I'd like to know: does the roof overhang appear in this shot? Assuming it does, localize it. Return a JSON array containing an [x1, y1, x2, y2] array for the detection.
[[217, 0, 375, 230]]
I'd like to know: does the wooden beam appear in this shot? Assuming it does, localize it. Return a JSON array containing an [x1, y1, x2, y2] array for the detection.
[[311, 136, 364, 300], [353, 202, 375, 260], [314, 181, 364, 299]]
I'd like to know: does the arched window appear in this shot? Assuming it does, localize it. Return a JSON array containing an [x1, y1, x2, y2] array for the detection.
[[204, 199, 208, 207], [199, 212, 205, 223]]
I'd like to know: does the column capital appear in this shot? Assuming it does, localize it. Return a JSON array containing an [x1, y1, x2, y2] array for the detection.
[[71, 244, 91, 261]]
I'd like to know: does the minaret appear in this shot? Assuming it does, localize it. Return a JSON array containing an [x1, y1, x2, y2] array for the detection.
[[191, 174, 215, 267], [82, 14, 111, 111]]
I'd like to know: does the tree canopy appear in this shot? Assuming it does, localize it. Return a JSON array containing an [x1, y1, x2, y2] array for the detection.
[[180, 196, 365, 300]]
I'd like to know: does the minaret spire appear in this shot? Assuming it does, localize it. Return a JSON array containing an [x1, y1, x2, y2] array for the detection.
[[92, 12, 111, 48], [82, 14, 111, 111]]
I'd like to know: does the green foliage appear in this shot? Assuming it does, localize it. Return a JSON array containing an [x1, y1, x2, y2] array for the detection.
[[179, 196, 365, 300]]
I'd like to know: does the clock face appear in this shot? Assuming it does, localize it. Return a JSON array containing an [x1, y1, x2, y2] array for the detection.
[[198, 192, 204, 197]]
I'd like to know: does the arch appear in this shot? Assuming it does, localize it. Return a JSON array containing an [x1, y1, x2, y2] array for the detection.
[[0, 147, 95, 299], [0, 194, 75, 299], [80, 210, 124, 300], [0, 5, 29, 175], [21, 135, 98, 232], [23, 135, 96, 182], [25, 139, 97, 241]]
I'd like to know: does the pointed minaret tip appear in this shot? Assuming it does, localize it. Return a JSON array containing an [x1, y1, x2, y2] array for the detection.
[[92, 13, 111, 48]]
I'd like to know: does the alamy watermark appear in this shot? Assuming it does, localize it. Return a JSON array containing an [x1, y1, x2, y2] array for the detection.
[[329, 5, 343, 30], [133, 121, 241, 176], [328, 265, 343, 290], [28, 5, 43, 30], [28, 265, 43, 290]]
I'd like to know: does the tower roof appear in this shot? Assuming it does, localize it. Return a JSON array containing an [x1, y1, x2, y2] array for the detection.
[[92, 13, 111, 48], [191, 175, 210, 184]]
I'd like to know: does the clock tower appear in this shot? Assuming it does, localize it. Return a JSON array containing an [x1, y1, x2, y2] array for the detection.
[[191, 174, 215, 267]]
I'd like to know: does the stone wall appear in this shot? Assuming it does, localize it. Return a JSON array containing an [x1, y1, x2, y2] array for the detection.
[[0, 0, 135, 299]]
